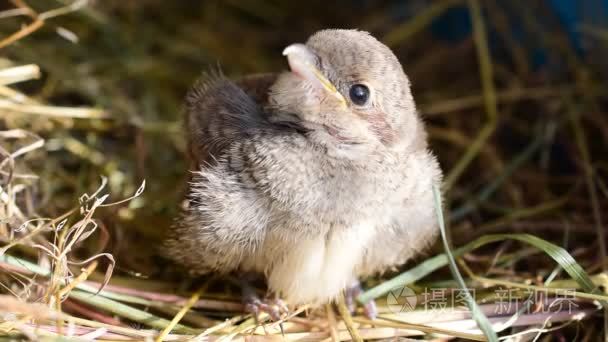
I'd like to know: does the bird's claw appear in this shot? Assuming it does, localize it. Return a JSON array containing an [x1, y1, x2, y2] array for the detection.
[[346, 281, 378, 319], [245, 297, 289, 321]]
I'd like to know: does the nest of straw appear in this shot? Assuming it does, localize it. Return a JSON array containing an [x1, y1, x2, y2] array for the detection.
[[0, 0, 607, 340]]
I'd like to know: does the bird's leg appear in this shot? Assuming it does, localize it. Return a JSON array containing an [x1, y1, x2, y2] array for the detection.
[[240, 275, 288, 321], [345, 280, 377, 319]]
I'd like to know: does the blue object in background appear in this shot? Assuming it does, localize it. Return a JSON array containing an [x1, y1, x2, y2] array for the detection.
[[548, 0, 608, 51], [432, 0, 608, 49], [421, 0, 608, 68], [430, 5, 471, 42]]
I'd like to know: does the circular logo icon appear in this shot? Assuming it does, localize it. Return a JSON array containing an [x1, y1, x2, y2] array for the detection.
[[386, 285, 417, 314]]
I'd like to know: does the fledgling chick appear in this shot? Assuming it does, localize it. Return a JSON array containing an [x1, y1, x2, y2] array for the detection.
[[165, 29, 442, 318]]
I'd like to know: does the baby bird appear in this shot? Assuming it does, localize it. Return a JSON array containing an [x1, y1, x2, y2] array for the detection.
[[165, 29, 442, 318]]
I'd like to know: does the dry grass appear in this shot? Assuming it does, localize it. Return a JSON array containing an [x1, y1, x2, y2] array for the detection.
[[0, 0, 607, 340]]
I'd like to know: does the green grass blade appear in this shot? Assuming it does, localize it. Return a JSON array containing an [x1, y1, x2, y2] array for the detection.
[[358, 233, 603, 306], [68, 290, 198, 334], [433, 186, 498, 341]]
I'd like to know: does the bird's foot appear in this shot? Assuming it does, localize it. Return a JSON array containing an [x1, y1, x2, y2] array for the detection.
[[244, 296, 289, 321], [345, 280, 377, 319], [239, 274, 288, 321]]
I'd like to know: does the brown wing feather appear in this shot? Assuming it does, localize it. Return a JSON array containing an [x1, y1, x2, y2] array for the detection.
[[235, 73, 278, 106], [184, 72, 278, 169]]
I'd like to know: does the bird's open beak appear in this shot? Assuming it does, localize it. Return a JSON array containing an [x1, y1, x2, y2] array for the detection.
[[282, 44, 347, 107]]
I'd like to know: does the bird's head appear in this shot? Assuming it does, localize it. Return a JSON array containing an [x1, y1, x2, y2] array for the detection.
[[268, 29, 421, 157]]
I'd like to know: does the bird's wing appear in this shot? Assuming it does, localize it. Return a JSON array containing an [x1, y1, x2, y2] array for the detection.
[[235, 73, 278, 106], [167, 73, 280, 275], [184, 72, 278, 169]]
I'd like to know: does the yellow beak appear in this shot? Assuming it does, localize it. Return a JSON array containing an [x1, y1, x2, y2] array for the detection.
[[282, 44, 347, 107]]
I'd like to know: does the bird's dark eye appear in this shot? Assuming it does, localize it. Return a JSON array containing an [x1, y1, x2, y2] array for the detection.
[[349, 84, 370, 106]]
